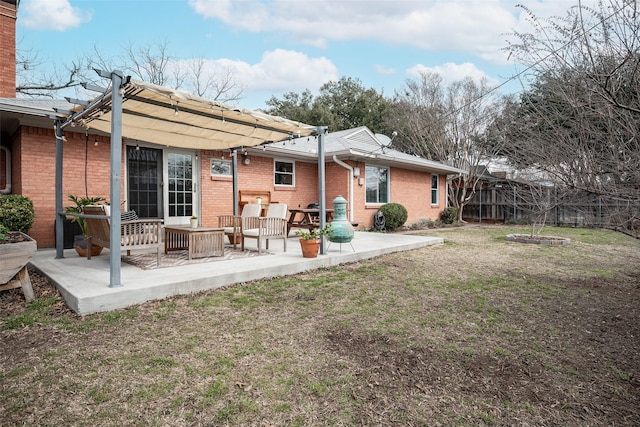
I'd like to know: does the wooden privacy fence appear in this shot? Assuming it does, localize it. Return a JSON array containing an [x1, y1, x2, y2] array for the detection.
[[463, 186, 639, 236]]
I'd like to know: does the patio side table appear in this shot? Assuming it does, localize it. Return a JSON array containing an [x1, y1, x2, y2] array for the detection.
[[164, 226, 225, 260]]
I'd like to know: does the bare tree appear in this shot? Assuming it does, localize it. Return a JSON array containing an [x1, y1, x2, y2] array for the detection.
[[16, 45, 86, 98], [184, 57, 244, 103], [18, 39, 244, 103], [497, 0, 640, 233], [390, 72, 509, 221]]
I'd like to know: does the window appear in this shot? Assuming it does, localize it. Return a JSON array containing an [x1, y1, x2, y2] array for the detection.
[[211, 159, 232, 177], [431, 174, 439, 205], [274, 160, 294, 186], [365, 165, 389, 204]]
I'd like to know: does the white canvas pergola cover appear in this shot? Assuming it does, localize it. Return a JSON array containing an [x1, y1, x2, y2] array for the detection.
[[65, 79, 316, 149]]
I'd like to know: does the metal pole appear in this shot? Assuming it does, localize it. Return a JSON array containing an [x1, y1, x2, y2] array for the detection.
[[55, 121, 65, 259], [479, 185, 482, 224], [232, 149, 238, 216], [317, 127, 327, 254], [106, 71, 125, 288]]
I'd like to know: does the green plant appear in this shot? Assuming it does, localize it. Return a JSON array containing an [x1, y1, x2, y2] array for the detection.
[[65, 195, 106, 235], [440, 207, 458, 224], [295, 223, 333, 240], [378, 203, 407, 231], [0, 194, 35, 233], [0, 223, 9, 240]]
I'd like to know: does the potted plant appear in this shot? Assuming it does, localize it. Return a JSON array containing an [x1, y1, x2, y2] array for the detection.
[[295, 224, 332, 258], [65, 195, 106, 256], [190, 215, 199, 228]]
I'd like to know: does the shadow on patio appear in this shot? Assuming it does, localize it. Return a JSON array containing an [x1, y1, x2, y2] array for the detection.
[[29, 231, 443, 315]]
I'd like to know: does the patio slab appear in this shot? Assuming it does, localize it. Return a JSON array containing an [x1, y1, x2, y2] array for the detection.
[[29, 231, 443, 315]]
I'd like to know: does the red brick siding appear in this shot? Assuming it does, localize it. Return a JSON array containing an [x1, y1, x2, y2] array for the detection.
[[15, 127, 117, 247], [391, 168, 447, 224], [199, 150, 234, 226], [198, 153, 318, 225], [351, 164, 446, 228], [13, 130, 449, 246], [0, 0, 17, 97]]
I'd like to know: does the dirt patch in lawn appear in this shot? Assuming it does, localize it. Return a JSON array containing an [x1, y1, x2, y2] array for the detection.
[[1, 225, 639, 426]]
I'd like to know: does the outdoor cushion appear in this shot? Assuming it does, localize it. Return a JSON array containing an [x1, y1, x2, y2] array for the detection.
[[121, 210, 138, 221]]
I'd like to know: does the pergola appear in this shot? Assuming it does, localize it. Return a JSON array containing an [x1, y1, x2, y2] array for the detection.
[[55, 70, 327, 288]]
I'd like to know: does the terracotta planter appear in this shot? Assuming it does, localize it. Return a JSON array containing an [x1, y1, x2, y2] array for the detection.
[[73, 235, 104, 257], [0, 232, 37, 285], [227, 234, 241, 245], [299, 238, 321, 258]]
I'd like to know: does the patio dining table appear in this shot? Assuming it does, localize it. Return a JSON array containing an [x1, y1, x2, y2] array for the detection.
[[287, 208, 334, 233]]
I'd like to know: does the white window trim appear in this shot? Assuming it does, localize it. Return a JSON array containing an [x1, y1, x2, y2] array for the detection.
[[431, 174, 439, 205], [274, 159, 295, 187], [364, 164, 390, 205]]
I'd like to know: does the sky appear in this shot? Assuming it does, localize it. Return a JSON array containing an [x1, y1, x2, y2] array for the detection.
[[15, 0, 589, 110]]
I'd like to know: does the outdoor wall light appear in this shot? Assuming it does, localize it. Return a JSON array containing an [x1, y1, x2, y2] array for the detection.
[[242, 156, 251, 165]]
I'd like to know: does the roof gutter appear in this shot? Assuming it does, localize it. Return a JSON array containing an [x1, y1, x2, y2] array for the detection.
[[332, 155, 354, 222]]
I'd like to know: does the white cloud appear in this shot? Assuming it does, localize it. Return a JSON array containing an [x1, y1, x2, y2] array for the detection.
[[407, 62, 499, 86], [375, 65, 396, 76], [176, 49, 338, 94], [20, 0, 91, 31], [188, 0, 591, 64]]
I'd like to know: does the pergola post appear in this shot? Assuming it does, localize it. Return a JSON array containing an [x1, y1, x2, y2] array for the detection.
[[104, 70, 125, 288], [54, 120, 64, 259], [232, 149, 238, 216], [317, 126, 327, 254]]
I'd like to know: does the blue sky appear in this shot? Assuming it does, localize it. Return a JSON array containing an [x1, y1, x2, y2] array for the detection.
[[16, 0, 587, 110]]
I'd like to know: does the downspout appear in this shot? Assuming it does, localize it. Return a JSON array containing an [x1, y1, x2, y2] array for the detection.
[[332, 155, 354, 222], [0, 146, 11, 194]]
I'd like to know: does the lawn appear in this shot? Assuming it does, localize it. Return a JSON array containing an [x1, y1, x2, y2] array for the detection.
[[1, 225, 639, 426]]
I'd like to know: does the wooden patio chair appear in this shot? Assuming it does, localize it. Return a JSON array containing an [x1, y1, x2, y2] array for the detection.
[[241, 203, 288, 253], [83, 205, 164, 265], [218, 203, 262, 250]]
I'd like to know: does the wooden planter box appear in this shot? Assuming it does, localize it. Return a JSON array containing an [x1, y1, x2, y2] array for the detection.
[[0, 232, 36, 302], [0, 232, 37, 285]]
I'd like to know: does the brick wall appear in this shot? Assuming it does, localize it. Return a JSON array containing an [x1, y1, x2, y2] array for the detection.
[[16, 127, 116, 247], [348, 163, 446, 228], [15, 131, 450, 246], [199, 154, 325, 226], [0, 0, 17, 98]]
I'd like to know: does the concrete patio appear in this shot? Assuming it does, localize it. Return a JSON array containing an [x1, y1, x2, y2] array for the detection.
[[29, 231, 443, 315]]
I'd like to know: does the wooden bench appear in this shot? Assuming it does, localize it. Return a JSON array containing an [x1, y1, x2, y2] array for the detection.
[[83, 205, 164, 265], [238, 190, 276, 214]]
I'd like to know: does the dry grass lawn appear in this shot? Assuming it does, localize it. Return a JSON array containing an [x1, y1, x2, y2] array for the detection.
[[1, 225, 639, 426]]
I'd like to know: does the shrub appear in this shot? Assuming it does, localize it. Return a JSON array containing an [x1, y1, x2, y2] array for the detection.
[[440, 207, 458, 224], [0, 223, 9, 240], [0, 195, 35, 233], [378, 203, 408, 231]]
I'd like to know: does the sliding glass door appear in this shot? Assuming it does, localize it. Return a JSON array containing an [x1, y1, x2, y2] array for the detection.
[[127, 146, 162, 218]]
